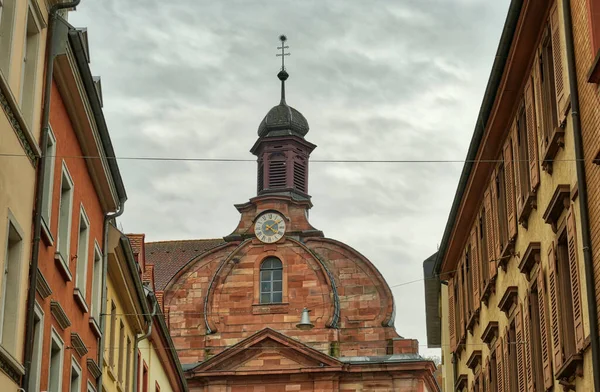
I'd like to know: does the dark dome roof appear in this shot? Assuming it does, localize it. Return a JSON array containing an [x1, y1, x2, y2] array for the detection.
[[258, 103, 309, 138]]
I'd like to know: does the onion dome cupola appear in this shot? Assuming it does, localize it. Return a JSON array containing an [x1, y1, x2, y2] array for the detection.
[[251, 35, 316, 200]]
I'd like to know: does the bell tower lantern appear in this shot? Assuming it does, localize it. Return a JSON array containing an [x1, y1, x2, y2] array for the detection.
[[250, 35, 316, 199]]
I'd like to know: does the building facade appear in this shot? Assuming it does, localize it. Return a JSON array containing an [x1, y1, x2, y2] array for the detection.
[[425, 0, 600, 391], [145, 67, 439, 391], [0, 0, 47, 389], [32, 23, 127, 392]]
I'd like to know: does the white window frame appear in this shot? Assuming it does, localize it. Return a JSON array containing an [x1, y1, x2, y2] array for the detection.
[[0, 209, 25, 354], [87, 380, 97, 392], [75, 205, 90, 297], [28, 301, 44, 392], [0, 0, 16, 76], [19, 2, 42, 127], [41, 126, 57, 236], [90, 241, 102, 321], [48, 328, 65, 392], [56, 162, 74, 278], [69, 355, 82, 392]]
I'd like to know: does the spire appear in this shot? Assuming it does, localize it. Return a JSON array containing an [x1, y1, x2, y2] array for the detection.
[[276, 35, 290, 105]]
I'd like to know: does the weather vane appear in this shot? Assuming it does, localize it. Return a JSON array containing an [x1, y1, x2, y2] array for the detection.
[[276, 34, 290, 71]]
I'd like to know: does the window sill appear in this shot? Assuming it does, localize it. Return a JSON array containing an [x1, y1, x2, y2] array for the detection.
[[466, 308, 480, 334], [517, 192, 537, 229], [41, 218, 54, 247], [481, 276, 496, 307], [541, 126, 566, 174], [54, 252, 73, 281], [116, 381, 124, 392], [594, 148, 600, 166], [252, 303, 289, 315], [0, 344, 25, 384], [518, 242, 541, 279], [556, 353, 583, 381], [542, 184, 571, 233], [74, 288, 89, 313], [89, 317, 102, 338]]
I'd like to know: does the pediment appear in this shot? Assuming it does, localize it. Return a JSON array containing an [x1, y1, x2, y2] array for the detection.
[[191, 328, 341, 373]]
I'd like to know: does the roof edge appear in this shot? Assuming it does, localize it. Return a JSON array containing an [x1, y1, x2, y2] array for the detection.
[[435, 0, 524, 274]]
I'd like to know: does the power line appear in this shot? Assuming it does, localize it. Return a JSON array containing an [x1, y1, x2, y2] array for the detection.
[[0, 152, 592, 164]]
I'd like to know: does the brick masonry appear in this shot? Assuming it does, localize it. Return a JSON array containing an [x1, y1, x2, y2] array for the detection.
[[156, 194, 438, 391]]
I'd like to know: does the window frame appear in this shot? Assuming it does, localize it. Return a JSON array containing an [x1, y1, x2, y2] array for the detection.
[[90, 241, 103, 321], [48, 327, 65, 392], [0, 0, 16, 76], [41, 126, 57, 239], [0, 209, 25, 353], [259, 257, 283, 304], [109, 300, 117, 368], [19, 2, 42, 127], [28, 301, 44, 392], [555, 226, 577, 361], [56, 162, 75, 277], [69, 355, 82, 392], [75, 205, 90, 299], [527, 280, 545, 391]]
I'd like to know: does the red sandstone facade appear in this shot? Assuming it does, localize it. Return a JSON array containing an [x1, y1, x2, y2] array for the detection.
[[147, 67, 439, 391]]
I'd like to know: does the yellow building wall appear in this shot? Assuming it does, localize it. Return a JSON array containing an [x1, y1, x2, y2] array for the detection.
[[447, 1, 594, 391], [139, 337, 177, 392], [103, 275, 142, 392], [0, 0, 50, 388]]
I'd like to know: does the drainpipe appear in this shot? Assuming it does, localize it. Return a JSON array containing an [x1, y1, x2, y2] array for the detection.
[[22, 2, 81, 391], [133, 293, 158, 392], [562, 1, 600, 390], [96, 202, 126, 392]]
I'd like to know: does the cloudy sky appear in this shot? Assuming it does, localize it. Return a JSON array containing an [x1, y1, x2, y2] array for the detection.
[[71, 0, 510, 357]]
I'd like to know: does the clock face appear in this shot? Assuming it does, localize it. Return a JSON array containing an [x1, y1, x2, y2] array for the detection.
[[254, 212, 286, 243]]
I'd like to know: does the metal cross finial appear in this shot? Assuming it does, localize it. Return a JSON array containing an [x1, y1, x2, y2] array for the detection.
[[276, 34, 290, 71]]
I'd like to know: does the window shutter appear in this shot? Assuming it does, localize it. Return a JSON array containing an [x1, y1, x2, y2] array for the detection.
[[503, 328, 510, 392], [511, 122, 523, 216], [516, 305, 527, 392], [550, 4, 566, 121], [567, 207, 584, 351], [538, 267, 553, 390], [496, 338, 505, 392], [503, 137, 517, 240], [484, 189, 498, 280], [484, 358, 491, 391], [524, 79, 540, 192], [523, 294, 535, 392], [459, 265, 466, 339], [449, 277, 457, 352], [532, 54, 545, 147], [547, 240, 564, 372], [490, 172, 501, 259], [268, 156, 287, 189], [471, 228, 481, 311]]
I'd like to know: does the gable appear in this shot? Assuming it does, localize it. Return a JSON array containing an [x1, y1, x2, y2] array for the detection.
[[191, 328, 342, 374]]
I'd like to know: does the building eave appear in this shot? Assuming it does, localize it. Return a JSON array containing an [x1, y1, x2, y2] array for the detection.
[[435, 0, 528, 275]]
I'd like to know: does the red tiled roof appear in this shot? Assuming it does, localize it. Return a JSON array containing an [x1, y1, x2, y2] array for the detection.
[[145, 239, 226, 290]]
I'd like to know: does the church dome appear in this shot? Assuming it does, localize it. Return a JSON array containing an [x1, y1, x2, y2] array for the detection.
[[257, 103, 309, 138]]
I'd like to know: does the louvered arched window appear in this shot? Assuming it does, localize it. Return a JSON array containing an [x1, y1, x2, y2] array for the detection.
[[260, 257, 283, 304]]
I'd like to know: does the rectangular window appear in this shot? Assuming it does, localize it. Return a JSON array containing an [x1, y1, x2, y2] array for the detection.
[[87, 381, 97, 392], [0, 0, 16, 74], [496, 166, 509, 251], [109, 301, 116, 368], [70, 357, 82, 392], [91, 243, 102, 320], [479, 215, 489, 287], [118, 321, 125, 382], [0, 214, 24, 354], [75, 206, 90, 297], [465, 249, 473, 316], [516, 104, 530, 207], [528, 285, 545, 391], [28, 302, 44, 392], [490, 352, 498, 391], [48, 329, 65, 392], [557, 232, 577, 360], [57, 164, 74, 265], [41, 127, 57, 230], [507, 321, 518, 392], [125, 337, 131, 392], [19, 5, 41, 127], [540, 31, 558, 146]]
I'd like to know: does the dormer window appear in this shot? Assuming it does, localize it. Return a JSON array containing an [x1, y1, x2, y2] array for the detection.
[[260, 257, 283, 304]]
